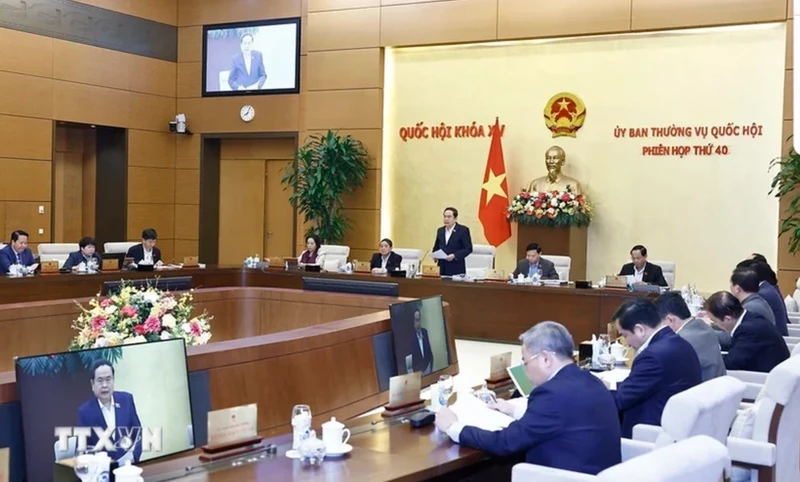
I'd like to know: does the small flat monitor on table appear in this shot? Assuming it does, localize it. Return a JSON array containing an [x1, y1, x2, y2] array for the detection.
[[389, 296, 452, 377]]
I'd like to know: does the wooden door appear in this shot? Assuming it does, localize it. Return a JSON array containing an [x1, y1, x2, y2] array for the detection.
[[218, 159, 265, 265], [264, 160, 294, 259]]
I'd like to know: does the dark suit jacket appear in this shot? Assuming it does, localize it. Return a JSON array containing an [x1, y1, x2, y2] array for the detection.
[[228, 51, 267, 90], [432, 224, 473, 276], [410, 328, 434, 375], [0, 245, 35, 273], [512, 257, 559, 279], [126, 244, 162, 265], [724, 311, 790, 373], [459, 364, 621, 475], [759, 282, 790, 336], [619, 262, 668, 287], [370, 252, 403, 271], [63, 251, 102, 270], [77, 391, 142, 462], [612, 327, 701, 437]]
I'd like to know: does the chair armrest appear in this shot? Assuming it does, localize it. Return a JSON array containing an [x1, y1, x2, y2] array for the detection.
[[727, 370, 768, 385], [621, 438, 655, 461], [787, 325, 800, 335], [512, 463, 596, 482], [727, 437, 776, 466], [631, 424, 662, 443]]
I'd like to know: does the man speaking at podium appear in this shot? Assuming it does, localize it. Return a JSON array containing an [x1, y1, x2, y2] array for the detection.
[[432, 207, 473, 276], [77, 360, 143, 463]]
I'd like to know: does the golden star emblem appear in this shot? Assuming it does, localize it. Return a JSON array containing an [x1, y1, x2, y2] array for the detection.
[[557, 98, 571, 110], [482, 169, 507, 205]]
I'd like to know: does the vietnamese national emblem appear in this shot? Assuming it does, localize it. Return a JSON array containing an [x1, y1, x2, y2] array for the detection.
[[543, 93, 586, 138]]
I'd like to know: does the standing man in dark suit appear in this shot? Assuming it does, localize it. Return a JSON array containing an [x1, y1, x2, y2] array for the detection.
[[705, 291, 789, 373], [435, 321, 621, 475], [63, 237, 102, 271], [655, 291, 726, 382], [77, 360, 143, 463], [618, 245, 668, 287], [512, 242, 559, 279], [0, 229, 35, 273], [227, 33, 267, 91], [432, 207, 473, 276], [126, 229, 163, 267], [611, 298, 701, 437], [408, 310, 434, 374]]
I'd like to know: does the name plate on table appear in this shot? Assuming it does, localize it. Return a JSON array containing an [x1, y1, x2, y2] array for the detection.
[[40, 260, 59, 273], [389, 372, 421, 406], [422, 265, 439, 276], [207, 404, 258, 447], [355, 261, 370, 273], [489, 352, 512, 380], [183, 256, 199, 267], [0, 447, 8, 482], [102, 259, 119, 271]]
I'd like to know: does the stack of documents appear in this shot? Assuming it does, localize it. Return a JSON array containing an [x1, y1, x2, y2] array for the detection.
[[448, 392, 514, 432]]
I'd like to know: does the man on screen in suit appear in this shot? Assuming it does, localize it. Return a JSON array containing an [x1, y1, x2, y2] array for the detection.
[[77, 360, 143, 463], [227, 33, 267, 91], [432, 207, 473, 276], [611, 298, 701, 438], [408, 310, 434, 375], [0, 229, 35, 273], [435, 322, 621, 475], [512, 242, 559, 279], [126, 229, 163, 267], [705, 291, 789, 373], [655, 291, 726, 382], [618, 245, 668, 287]]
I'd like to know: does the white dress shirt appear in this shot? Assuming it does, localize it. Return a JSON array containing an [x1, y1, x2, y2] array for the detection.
[[98, 396, 116, 431], [244, 54, 252, 75], [445, 364, 566, 442], [637, 325, 668, 354], [445, 226, 455, 245], [417, 332, 425, 358], [731, 310, 747, 337], [633, 264, 645, 283], [381, 255, 389, 270], [142, 248, 154, 265]]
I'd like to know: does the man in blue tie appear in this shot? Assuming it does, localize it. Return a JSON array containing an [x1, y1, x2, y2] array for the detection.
[[0, 230, 35, 273], [434, 321, 621, 475]]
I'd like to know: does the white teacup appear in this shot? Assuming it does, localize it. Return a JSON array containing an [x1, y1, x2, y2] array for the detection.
[[321, 417, 350, 451], [610, 342, 629, 360], [113, 462, 144, 482]]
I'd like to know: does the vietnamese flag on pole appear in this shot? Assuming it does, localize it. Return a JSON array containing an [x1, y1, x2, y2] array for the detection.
[[478, 118, 512, 247]]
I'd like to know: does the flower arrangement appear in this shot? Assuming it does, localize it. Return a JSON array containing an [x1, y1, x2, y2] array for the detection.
[[70, 282, 213, 350], [506, 186, 592, 227]]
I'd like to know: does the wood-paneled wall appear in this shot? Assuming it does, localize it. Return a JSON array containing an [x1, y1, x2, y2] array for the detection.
[[0, 0, 179, 254], [779, 2, 796, 294]]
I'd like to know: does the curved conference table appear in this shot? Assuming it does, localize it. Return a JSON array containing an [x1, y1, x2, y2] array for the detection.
[[0, 266, 646, 482]]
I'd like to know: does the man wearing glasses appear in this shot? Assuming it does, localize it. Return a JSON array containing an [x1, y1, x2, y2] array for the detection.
[[434, 322, 621, 475]]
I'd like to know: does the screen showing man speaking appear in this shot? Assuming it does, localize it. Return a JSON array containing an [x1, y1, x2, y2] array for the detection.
[[390, 296, 452, 377], [15, 339, 194, 482], [203, 18, 300, 96]]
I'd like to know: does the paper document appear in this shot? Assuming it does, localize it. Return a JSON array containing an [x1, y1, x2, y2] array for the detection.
[[449, 392, 514, 432], [430, 250, 448, 260]]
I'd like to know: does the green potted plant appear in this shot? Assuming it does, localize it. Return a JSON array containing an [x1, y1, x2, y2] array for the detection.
[[282, 131, 370, 244], [771, 146, 800, 253]]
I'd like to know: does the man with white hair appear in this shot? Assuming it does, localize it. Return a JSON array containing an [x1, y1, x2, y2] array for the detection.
[[434, 321, 621, 475]]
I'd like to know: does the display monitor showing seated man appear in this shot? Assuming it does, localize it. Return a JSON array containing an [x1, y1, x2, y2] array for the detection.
[[390, 296, 452, 377], [15, 339, 194, 482]]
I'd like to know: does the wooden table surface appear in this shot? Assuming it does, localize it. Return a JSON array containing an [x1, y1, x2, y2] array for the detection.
[[0, 266, 649, 344]]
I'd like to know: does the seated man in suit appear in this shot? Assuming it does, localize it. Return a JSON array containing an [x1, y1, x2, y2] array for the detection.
[[435, 321, 621, 475], [737, 259, 789, 336], [611, 298, 701, 437], [406, 310, 433, 375], [512, 242, 559, 280], [618, 245, 668, 287], [0, 229, 35, 273], [370, 238, 403, 273], [63, 237, 102, 271], [77, 360, 143, 463], [704, 291, 789, 373], [126, 229, 163, 267], [432, 207, 473, 276], [730, 266, 776, 327], [655, 291, 725, 382]]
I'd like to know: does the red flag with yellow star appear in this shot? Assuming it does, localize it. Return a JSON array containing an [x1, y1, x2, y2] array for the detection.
[[478, 118, 511, 247]]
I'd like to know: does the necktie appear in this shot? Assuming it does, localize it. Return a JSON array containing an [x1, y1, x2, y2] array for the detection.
[[16, 252, 21, 264]]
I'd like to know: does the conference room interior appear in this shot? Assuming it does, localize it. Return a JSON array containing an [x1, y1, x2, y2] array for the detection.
[[0, 0, 799, 481]]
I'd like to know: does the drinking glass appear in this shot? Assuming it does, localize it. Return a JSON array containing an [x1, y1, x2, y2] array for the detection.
[[598, 334, 610, 354], [73, 451, 97, 482], [291, 404, 312, 451], [438, 375, 454, 406]]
